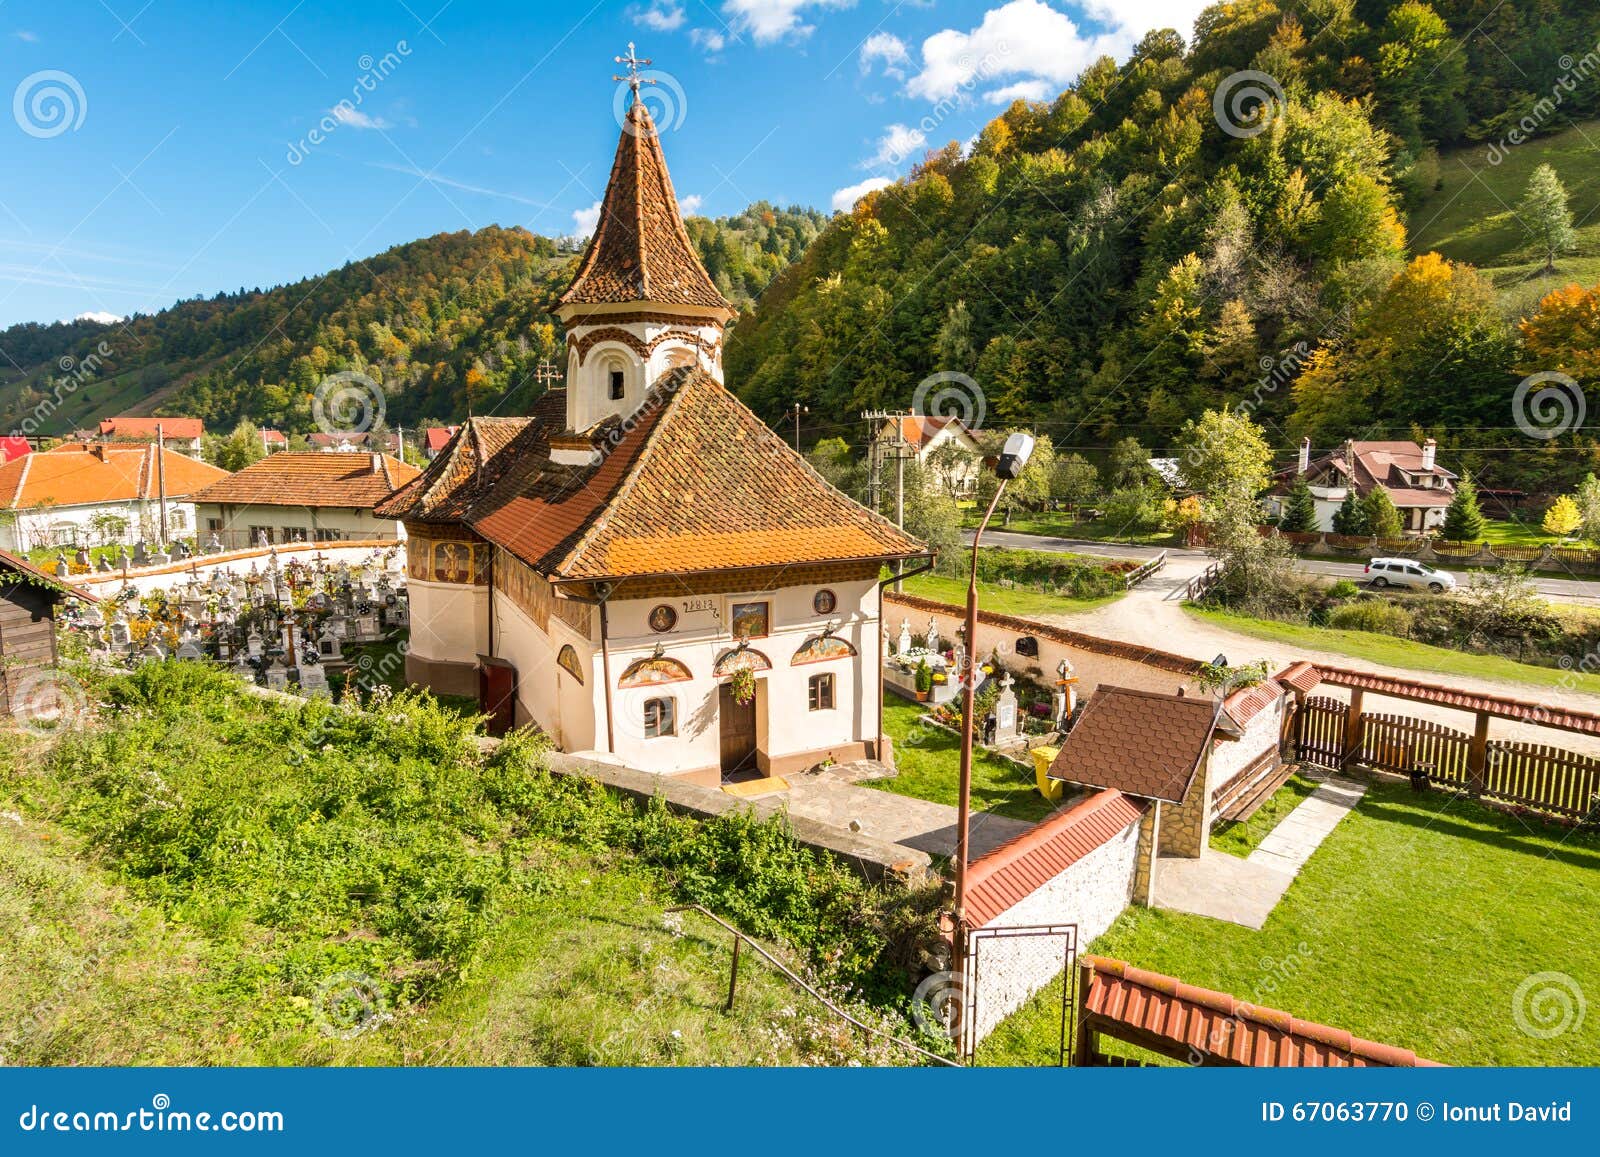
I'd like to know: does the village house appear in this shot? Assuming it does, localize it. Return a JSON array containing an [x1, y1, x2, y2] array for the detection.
[[94, 416, 206, 457], [422, 426, 460, 460], [378, 85, 928, 783], [191, 451, 418, 549], [1267, 438, 1456, 534], [261, 429, 289, 453], [0, 437, 30, 466], [0, 442, 229, 553], [874, 414, 984, 497]]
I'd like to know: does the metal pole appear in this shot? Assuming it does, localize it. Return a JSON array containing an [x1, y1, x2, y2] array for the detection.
[[155, 424, 169, 545], [725, 933, 742, 1012], [952, 481, 1006, 1047]]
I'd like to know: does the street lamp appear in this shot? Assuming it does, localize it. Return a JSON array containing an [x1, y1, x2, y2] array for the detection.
[[789, 402, 809, 452], [951, 430, 1034, 1048]]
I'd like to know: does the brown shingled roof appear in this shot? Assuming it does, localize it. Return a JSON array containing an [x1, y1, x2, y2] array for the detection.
[[558, 99, 732, 315], [1048, 685, 1225, 803], [966, 791, 1147, 928], [1080, 956, 1442, 1067], [193, 452, 419, 509]]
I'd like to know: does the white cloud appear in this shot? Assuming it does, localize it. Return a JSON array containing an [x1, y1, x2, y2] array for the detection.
[[632, 1, 686, 32], [985, 78, 1053, 104], [331, 104, 391, 130], [15, 30, 40, 43], [866, 123, 926, 169], [690, 27, 727, 54], [573, 201, 602, 236], [722, 0, 854, 44], [678, 194, 704, 216], [905, 0, 1214, 105], [860, 32, 910, 78], [73, 310, 122, 325], [831, 177, 892, 212]]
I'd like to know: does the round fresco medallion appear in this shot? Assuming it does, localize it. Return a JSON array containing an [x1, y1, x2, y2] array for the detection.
[[648, 604, 678, 633], [813, 589, 837, 615]]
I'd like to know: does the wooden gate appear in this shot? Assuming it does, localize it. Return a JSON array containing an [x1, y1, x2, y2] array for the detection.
[[1359, 712, 1471, 782], [1296, 696, 1348, 769]]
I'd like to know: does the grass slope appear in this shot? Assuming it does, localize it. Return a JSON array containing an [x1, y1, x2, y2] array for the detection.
[[1409, 118, 1600, 315], [983, 781, 1600, 1067], [1185, 606, 1600, 695], [875, 698, 1059, 824], [898, 572, 1121, 618]]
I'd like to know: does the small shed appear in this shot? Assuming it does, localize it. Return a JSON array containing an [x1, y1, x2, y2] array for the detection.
[[0, 549, 91, 718]]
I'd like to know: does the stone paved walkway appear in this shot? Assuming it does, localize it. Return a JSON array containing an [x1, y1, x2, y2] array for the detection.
[[1154, 774, 1365, 929], [776, 776, 1033, 860]]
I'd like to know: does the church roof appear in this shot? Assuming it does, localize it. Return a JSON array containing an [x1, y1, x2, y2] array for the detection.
[[377, 369, 927, 582], [558, 99, 731, 315]]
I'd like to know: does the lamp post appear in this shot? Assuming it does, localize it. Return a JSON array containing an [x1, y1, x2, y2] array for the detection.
[[789, 402, 809, 452], [951, 431, 1034, 1051]]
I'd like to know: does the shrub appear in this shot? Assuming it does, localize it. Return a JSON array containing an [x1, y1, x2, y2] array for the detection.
[[1101, 485, 1171, 534], [1327, 599, 1414, 635], [1328, 579, 1360, 599]]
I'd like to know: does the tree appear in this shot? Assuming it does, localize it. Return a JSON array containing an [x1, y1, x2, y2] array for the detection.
[[1543, 494, 1584, 538], [933, 299, 977, 373], [1106, 437, 1156, 490], [1282, 476, 1319, 533], [1359, 487, 1404, 540], [205, 420, 268, 472], [1173, 408, 1274, 509], [975, 430, 1054, 524], [924, 439, 977, 500], [1441, 471, 1486, 542], [1576, 474, 1600, 543], [1331, 490, 1368, 535], [805, 437, 866, 502], [1518, 164, 1576, 274], [1051, 453, 1100, 518], [901, 460, 963, 573]]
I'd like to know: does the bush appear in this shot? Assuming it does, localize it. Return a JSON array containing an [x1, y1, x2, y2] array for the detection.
[[1327, 599, 1414, 635], [972, 546, 1124, 600], [1328, 579, 1360, 599], [1101, 485, 1171, 534]]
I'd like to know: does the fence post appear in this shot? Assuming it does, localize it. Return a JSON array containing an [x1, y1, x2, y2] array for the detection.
[[1467, 711, 1490, 796], [1342, 689, 1365, 772]]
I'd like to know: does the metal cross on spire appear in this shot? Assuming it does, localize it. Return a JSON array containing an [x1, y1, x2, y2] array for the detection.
[[613, 42, 655, 100]]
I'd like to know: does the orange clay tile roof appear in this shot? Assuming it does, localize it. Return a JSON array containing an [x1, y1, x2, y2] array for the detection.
[[0, 547, 98, 601], [423, 426, 458, 452], [192, 452, 419, 509], [966, 790, 1147, 928], [377, 369, 927, 580], [1275, 660, 1322, 696], [558, 99, 731, 315], [1222, 679, 1286, 730], [0, 444, 229, 509], [98, 417, 204, 440], [1080, 956, 1443, 1067], [1047, 685, 1226, 803]]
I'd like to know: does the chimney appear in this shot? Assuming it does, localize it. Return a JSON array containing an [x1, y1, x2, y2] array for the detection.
[[1298, 437, 1310, 475], [1421, 438, 1437, 472], [371, 452, 384, 474]]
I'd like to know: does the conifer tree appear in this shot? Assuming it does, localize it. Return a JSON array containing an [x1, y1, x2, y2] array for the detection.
[[1332, 490, 1368, 535], [1441, 471, 1486, 542], [1282, 475, 1319, 533]]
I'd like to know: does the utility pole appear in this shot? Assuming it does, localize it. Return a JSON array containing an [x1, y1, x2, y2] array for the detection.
[[861, 409, 915, 590], [155, 422, 169, 546], [395, 425, 405, 462], [789, 402, 808, 452]]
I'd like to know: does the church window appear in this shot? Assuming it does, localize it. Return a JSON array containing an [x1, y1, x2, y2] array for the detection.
[[808, 673, 835, 712], [609, 369, 625, 400], [643, 696, 676, 738]]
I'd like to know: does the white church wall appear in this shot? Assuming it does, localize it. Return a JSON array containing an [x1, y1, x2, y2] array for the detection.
[[409, 579, 487, 669]]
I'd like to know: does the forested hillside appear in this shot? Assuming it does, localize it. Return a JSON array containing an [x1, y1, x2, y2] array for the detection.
[[0, 202, 822, 438], [727, 0, 1600, 491]]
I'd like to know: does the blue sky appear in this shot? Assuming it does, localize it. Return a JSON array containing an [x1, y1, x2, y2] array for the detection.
[[0, 0, 1211, 328]]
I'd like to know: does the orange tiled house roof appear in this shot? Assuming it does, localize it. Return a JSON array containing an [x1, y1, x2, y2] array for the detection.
[[193, 452, 418, 509], [0, 444, 228, 509]]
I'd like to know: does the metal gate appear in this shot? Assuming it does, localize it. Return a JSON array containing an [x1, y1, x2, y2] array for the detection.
[[962, 923, 1078, 1064]]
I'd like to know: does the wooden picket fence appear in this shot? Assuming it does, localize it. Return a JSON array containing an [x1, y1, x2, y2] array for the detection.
[[1295, 698, 1600, 824]]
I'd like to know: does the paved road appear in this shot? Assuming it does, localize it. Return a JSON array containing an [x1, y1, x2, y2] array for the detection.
[[968, 529, 1600, 606]]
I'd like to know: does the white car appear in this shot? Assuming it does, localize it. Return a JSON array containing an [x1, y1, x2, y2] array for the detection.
[[1364, 558, 1456, 593]]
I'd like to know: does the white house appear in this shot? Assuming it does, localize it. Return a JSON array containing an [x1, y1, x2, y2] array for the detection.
[[191, 451, 419, 550], [378, 84, 929, 784], [1268, 438, 1457, 534], [875, 414, 984, 497], [0, 442, 229, 553]]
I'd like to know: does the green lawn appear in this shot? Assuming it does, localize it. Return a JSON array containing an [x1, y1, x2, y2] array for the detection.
[[875, 697, 1060, 823], [982, 781, 1600, 1066], [1209, 773, 1322, 858], [1409, 118, 1600, 315], [1186, 606, 1600, 695], [898, 571, 1121, 618], [964, 510, 1179, 547]]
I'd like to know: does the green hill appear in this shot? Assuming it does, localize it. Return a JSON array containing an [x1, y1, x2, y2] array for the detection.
[[1409, 118, 1600, 318], [0, 202, 822, 440]]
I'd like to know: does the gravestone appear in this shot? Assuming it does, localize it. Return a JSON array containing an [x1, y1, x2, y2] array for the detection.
[[53, 553, 70, 578], [246, 629, 264, 660], [74, 547, 91, 569], [264, 657, 290, 691], [993, 671, 1019, 744], [317, 628, 343, 663], [925, 616, 940, 657], [206, 533, 224, 554], [897, 619, 912, 657], [97, 556, 114, 572], [132, 542, 150, 567]]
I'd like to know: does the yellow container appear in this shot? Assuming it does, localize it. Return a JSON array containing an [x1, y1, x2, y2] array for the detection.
[[1030, 745, 1065, 801]]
